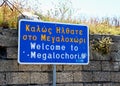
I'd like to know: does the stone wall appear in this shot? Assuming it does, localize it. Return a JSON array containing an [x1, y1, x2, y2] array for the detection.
[[0, 28, 120, 86]]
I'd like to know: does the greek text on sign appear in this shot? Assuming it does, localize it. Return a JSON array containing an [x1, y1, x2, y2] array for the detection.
[[18, 19, 89, 64]]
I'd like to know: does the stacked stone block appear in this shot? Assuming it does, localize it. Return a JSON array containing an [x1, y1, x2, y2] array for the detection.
[[0, 28, 120, 86]]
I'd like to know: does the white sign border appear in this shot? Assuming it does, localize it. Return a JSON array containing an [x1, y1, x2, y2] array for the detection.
[[18, 19, 89, 65]]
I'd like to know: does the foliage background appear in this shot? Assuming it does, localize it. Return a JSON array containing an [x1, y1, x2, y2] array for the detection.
[[0, 0, 120, 35]]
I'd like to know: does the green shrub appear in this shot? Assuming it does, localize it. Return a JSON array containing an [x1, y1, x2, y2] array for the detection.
[[91, 36, 112, 54], [1, 21, 10, 28]]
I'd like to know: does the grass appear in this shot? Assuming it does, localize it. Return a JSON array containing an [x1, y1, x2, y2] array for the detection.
[[0, 6, 19, 28], [0, 6, 120, 35], [89, 24, 120, 35]]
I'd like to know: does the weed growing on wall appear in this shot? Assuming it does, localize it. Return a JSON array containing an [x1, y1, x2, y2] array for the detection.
[[91, 36, 112, 55]]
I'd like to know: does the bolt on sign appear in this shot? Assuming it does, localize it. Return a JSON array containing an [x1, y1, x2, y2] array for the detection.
[[18, 19, 89, 64]]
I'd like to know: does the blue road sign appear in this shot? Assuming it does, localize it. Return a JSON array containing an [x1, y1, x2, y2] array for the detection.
[[18, 19, 89, 64]]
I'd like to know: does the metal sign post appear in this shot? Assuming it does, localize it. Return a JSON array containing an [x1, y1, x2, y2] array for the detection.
[[53, 65, 56, 86]]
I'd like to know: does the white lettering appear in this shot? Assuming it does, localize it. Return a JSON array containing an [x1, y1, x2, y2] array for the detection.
[[31, 52, 36, 58], [30, 43, 36, 49], [30, 42, 66, 51]]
